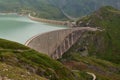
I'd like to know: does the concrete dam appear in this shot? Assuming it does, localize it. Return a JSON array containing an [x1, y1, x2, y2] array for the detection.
[[25, 27, 98, 59]]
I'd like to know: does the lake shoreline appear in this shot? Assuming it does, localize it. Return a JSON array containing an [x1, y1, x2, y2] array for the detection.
[[0, 12, 71, 26], [28, 14, 70, 26]]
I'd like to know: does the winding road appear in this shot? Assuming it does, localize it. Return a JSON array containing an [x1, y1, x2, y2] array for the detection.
[[87, 72, 96, 80]]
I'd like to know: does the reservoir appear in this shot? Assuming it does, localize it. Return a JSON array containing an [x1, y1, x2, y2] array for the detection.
[[0, 14, 66, 44]]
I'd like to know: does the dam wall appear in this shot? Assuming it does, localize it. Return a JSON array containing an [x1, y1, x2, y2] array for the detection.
[[25, 27, 98, 59]]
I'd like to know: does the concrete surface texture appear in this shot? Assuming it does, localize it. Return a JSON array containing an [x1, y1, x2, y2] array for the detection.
[[25, 27, 98, 59]]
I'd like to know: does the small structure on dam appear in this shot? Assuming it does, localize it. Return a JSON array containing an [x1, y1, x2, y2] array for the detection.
[[25, 27, 98, 59]]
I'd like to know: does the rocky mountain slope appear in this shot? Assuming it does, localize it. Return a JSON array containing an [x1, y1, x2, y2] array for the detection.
[[60, 6, 120, 80], [76, 6, 120, 64], [50, 0, 120, 18]]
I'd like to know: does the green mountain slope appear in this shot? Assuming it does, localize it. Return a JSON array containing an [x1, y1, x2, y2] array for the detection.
[[0, 38, 76, 80], [0, 0, 66, 20], [76, 6, 120, 64], [0, 0, 120, 19], [59, 6, 120, 80], [48, 0, 120, 18]]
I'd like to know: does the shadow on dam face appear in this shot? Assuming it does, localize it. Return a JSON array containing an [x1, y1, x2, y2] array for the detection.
[[25, 27, 98, 59]]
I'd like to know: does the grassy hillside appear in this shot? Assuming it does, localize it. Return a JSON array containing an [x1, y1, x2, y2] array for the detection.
[[0, 38, 108, 80], [59, 6, 120, 80], [0, 62, 47, 80], [0, 38, 77, 80]]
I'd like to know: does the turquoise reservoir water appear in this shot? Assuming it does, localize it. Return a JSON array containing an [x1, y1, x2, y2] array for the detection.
[[0, 14, 66, 44]]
